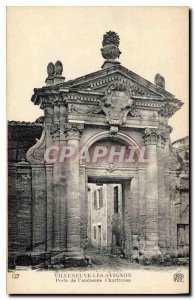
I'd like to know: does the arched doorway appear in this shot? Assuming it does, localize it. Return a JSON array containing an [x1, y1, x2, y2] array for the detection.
[[79, 132, 142, 258]]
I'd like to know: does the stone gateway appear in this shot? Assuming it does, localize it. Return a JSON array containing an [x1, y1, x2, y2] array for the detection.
[[8, 32, 189, 268]]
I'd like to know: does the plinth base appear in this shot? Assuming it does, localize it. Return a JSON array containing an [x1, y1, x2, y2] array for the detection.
[[139, 247, 163, 265], [9, 249, 89, 269], [101, 60, 121, 69], [63, 251, 89, 267]]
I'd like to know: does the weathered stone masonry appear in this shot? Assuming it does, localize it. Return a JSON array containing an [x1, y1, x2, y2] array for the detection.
[[8, 32, 189, 266]]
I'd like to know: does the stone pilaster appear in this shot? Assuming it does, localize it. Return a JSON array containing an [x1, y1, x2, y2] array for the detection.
[[138, 168, 146, 248], [45, 164, 53, 251], [26, 121, 47, 260], [169, 173, 179, 255], [79, 166, 88, 249], [122, 180, 131, 258], [156, 129, 167, 254], [130, 175, 139, 253], [64, 123, 85, 258], [142, 128, 162, 258], [51, 104, 61, 250], [164, 169, 171, 252], [44, 105, 54, 251], [44, 104, 54, 147], [163, 128, 172, 253], [59, 104, 67, 249]]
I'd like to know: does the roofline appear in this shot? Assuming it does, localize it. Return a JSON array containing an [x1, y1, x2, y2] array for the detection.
[[51, 64, 175, 99]]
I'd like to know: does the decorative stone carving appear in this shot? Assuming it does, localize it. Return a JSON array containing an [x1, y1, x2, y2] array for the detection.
[[138, 110, 157, 120], [154, 73, 165, 89], [105, 163, 117, 172], [129, 108, 141, 118], [143, 128, 168, 147], [64, 123, 84, 140], [50, 123, 60, 139], [129, 83, 148, 96], [102, 31, 120, 47], [134, 101, 162, 109], [47, 62, 55, 76], [158, 102, 176, 117], [26, 130, 46, 164], [102, 81, 134, 125], [68, 103, 102, 115], [55, 61, 63, 75], [101, 31, 121, 61], [53, 60, 65, 84], [67, 94, 100, 104], [45, 62, 55, 86], [39, 94, 61, 109], [168, 148, 181, 171], [90, 77, 153, 96], [109, 126, 118, 135], [101, 45, 121, 61]]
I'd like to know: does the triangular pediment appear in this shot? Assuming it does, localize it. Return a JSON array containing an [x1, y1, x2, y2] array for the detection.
[[59, 64, 175, 99]]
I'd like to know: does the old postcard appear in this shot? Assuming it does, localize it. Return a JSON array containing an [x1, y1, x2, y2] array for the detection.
[[7, 6, 189, 294]]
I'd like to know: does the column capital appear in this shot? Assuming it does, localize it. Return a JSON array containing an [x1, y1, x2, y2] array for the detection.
[[49, 123, 60, 139], [143, 127, 168, 147], [64, 123, 84, 140]]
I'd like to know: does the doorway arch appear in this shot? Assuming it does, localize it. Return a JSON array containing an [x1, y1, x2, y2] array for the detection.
[[82, 131, 141, 154]]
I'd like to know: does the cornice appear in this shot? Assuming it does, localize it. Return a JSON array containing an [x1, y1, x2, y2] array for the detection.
[[57, 64, 175, 99], [31, 64, 182, 108]]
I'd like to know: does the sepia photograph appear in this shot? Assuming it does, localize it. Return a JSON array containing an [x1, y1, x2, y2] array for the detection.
[[6, 6, 189, 294]]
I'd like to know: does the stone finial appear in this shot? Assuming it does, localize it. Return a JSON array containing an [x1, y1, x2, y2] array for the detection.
[[154, 73, 165, 89], [45, 62, 55, 86], [102, 31, 120, 47], [47, 62, 55, 75], [55, 60, 63, 75], [54, 60, 65, 84], [101, 31, 121, 69]]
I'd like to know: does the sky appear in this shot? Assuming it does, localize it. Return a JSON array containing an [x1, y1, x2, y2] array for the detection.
[[7, 6, 189, 142]]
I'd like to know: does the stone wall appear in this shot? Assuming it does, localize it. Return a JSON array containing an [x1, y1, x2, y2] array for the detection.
[[8, 122, 42, 257], [8, 121, 189, 264], [168, 136, 189, 257], [8, 163, 32, 255]]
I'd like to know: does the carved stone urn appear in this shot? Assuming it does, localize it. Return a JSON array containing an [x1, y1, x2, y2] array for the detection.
[[101, 44, 121, 60], [101, 31, 121, 61]]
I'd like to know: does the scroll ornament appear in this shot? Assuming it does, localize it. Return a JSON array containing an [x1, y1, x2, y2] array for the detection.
[[26, 130, 46, 164]]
